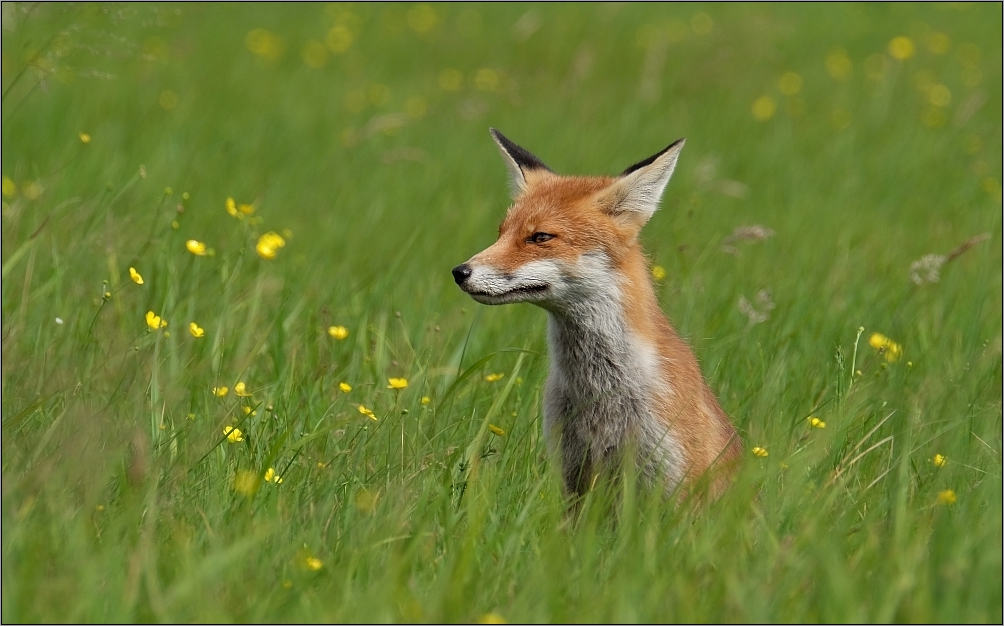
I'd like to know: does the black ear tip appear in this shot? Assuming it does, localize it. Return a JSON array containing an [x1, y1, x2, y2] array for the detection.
[[489, 128, 551, 173], [664, 138, 686, 152], [619, 138, 686, 177]]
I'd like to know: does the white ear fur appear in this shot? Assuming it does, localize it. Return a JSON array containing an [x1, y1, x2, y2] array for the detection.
[[608, 138, 685, 224], [494, 138, 529, 196]]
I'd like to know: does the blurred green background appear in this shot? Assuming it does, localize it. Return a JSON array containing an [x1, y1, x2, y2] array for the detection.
[[2, 3, 1001, 623]]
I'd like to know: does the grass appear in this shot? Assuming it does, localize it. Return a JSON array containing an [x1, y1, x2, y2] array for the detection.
[[2, 3, 1001, 622]]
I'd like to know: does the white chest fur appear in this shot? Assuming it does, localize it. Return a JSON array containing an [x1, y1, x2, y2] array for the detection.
[[540, 257, 685, 494]]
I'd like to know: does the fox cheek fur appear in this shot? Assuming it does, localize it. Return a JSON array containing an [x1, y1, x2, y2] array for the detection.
[[454, 128, 742, 498]]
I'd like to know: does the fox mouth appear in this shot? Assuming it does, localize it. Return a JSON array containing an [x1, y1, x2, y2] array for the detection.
[[466, 283, 550, 304]]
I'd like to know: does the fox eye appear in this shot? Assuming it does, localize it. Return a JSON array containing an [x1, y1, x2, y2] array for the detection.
[[527, 232, 555, 244]]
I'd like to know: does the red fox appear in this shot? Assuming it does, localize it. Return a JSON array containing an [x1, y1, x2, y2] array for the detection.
[[453, 129, 741, 498]]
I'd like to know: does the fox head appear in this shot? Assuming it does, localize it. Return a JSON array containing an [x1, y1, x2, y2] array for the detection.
[[453, 129, 684, 314]]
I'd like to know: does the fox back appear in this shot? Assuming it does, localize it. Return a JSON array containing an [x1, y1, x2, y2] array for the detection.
[[453, 129, 741, 497]]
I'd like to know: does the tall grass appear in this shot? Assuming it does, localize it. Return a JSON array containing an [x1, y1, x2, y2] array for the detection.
[[2, 3, 1001, 622]]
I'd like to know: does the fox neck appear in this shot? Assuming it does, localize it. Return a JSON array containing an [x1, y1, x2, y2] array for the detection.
[[543, 249, 663, 390], [542, 251, 679, 472], [546, 298, 654, 403]]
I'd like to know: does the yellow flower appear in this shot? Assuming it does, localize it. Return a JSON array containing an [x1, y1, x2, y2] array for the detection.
[[326, 24, 354, 53], [328, 325, 349, 340], [407, 4, 439, 33], [825, 48, 853, 81], [752, 96, 776, 121], [243, 406, 256, 416], [933, 454, 947, 468], [421, 396, 431, 405], [869, 332, 903, 362], [474, 68, 499, 92], [1, 176, 15, 197], [358, 405, 378, 421], [224, 426, 244, 443], [234, 381, 252, 397], [387, 377, 408, 390], [186, 239, 207, 256], [937, 489, 957, 505], [489, 424, 505, 436], [225, 197, 240, 218], [129, 266, 144, 285], [239, 203, 255, 215], [354, 488, 379, 513], [189, 322, 205, 338], [478, 613, 507, 625], [145, 310, 168, 330], [305, 557, 323, 571], [339, 382, 352, 393], [246, 28, 284, 61], [213, 386, 229, 397], [751, 446, 769, 458], [233, 470, 258, 495], [255, 232, 286, 260], [302, 39, 328, 68], [807, 416, 826, 429], [778, 71, 803, 96], [927, 84, 951, 108], [79, 132, 91, 144], [484, 373, 504, 382], [651, 265, 667, 281], [888, 36, 915, 61], [264, 467, 283, 483]]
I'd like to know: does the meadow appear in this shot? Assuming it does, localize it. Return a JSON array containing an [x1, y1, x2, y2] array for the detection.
[[2, 3, 1001, 622]]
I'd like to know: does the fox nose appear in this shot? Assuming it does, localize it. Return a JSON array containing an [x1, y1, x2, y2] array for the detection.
[[452, 263, 472, 285]]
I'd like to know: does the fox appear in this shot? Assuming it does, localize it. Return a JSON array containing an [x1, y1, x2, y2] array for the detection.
[[452, 129, 742, 499]]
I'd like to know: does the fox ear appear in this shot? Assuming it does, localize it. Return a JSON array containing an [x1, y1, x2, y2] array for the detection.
[[490, 128, 551, 196], [601, 138, 685, 228]]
